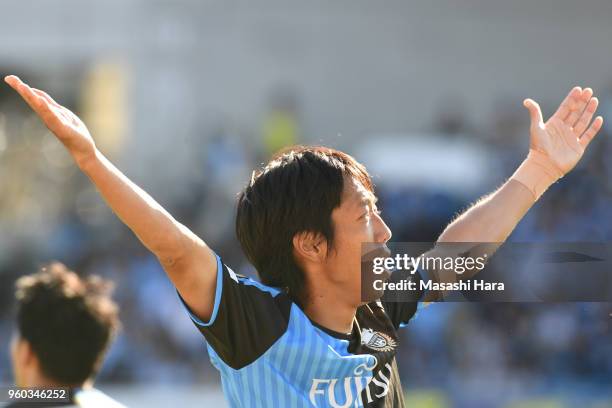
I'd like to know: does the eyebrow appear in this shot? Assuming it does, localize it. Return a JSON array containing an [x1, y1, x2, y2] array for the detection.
[[358, 193, 378, 208]]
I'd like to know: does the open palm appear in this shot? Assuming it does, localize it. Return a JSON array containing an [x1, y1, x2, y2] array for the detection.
[[4, 75, 96, 165], [524, 87, 603, 175]]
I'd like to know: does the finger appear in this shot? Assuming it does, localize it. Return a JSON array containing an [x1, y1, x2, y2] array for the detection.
[[552, 86, 582, 120], [5, 76, 60, 128], [4, 75, 46, 113], [573, 97, 598, 136], [565, 87, 593, 127], [32, 88, 62, 108], [579, 116, 603, 148], [4, 75, 20, 86], [523, 98, 544, 129]]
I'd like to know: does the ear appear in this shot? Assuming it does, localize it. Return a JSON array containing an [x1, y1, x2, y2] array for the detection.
[[292, 231, 327, 264]]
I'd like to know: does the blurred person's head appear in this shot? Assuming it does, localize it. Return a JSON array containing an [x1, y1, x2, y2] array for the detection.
[[10, 262, 119, 388], [236, 146, 392, 307]]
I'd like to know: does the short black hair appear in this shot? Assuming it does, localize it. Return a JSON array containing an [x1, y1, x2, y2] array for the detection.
[[15, 262, 119, 385], [236, 145, 373, 301]]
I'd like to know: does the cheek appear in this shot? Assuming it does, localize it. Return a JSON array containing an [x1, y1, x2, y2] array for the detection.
[[333, 227, 360, 255], [332, 235, 364, 279]]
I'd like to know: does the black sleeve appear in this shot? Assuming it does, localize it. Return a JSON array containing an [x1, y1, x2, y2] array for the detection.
[[380, 268, 426, 330], [177, 254, 291, 369]]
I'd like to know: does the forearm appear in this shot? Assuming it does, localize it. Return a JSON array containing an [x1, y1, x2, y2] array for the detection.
[[78, 150, 201, 262], [422, 163, 546, 293], [438, 179, 534, 244], [438, 150, 561, 244], [421, 152, 559, 293]]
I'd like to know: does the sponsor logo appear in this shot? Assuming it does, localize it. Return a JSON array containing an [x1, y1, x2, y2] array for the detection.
[[309, 361, 393, 408]]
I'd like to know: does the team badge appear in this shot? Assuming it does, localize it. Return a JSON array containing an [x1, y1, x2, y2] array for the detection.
[[360, 328, 396, 352]]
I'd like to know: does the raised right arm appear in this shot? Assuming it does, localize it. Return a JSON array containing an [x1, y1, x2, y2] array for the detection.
[[5, 75, 217, 321]]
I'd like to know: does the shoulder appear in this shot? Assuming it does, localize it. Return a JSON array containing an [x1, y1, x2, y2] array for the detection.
[[225, 265, 284, 298]]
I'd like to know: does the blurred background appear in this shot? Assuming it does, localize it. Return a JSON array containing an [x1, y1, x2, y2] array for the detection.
[[1, 0, 611, 407]]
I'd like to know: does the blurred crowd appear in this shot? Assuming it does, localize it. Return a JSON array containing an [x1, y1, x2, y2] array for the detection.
[[0, 83, 611, 406]]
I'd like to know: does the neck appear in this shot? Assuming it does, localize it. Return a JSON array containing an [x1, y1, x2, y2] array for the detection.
[[302, 286, 357, 334], [24, 371, 89, 390]]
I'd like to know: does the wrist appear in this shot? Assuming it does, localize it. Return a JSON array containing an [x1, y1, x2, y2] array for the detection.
[[510, 149, 564, 200], [74, 149, 100, 173]]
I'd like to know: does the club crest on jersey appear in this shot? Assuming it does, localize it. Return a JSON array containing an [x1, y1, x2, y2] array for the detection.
[[361, 328, 396, 352]]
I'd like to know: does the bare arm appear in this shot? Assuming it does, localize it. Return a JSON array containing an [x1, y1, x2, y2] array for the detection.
[[437, 180, 533, 244], [427, 87, 604, 282], [5, 75, 217, 321]]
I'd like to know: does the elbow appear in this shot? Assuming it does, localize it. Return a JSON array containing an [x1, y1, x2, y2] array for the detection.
[[151, 226, 208, 270], [148, 229, 190, 267]]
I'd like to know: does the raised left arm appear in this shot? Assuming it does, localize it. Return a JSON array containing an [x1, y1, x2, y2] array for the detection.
[[440, 86, 602, 243], [424, 87, 603, 285]]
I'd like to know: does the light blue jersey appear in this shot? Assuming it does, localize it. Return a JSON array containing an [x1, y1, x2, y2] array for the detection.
[[178, 254, 423, 407]]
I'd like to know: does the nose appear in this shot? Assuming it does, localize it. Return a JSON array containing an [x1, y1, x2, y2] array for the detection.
[[375, 213, 392, 243]]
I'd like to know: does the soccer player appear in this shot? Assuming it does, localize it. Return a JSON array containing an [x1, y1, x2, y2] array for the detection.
[[4, 75, 603, 407], [6, 262, 123, 407]]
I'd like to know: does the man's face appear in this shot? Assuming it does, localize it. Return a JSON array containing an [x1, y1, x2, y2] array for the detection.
[[324, 177, 392, 305]]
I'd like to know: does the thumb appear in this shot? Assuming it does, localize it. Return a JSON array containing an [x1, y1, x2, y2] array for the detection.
[[523, 98, 544, 129]]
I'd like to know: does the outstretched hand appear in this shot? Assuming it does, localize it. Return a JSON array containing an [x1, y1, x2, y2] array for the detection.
[[524, 87, 603, 175], [4, 75, 97, 166]]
